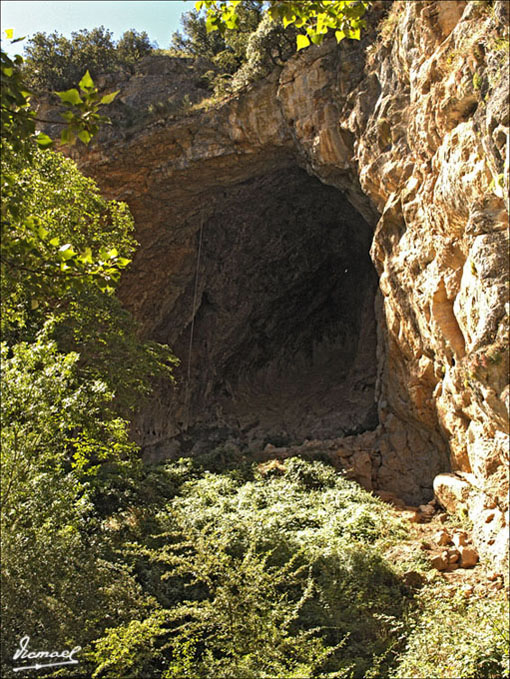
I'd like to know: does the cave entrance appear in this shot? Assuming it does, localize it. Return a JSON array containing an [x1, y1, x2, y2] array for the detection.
[[144, 165, 378, 458]]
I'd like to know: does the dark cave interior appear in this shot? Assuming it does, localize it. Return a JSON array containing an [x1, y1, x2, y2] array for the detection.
[[139, 166, 379, 459]]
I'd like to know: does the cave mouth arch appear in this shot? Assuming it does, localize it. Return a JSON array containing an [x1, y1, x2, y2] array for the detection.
[[139, 165, 379, 459]]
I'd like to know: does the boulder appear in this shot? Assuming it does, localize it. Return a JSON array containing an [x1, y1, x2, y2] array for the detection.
[[433, 473, 472, 514]]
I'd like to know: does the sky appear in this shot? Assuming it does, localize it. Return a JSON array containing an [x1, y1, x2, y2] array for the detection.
[[0, 0, 191, 56]]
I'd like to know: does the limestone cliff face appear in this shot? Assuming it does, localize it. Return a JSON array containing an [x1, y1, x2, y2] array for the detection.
[[75, 1, 509, 565]]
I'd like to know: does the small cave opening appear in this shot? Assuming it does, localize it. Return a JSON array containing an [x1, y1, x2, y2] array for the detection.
[[141, 165, 379, 458]]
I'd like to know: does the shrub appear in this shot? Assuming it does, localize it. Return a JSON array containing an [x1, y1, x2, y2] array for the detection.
[[393, 587, 510, 679], [106, 458, 408, 677]]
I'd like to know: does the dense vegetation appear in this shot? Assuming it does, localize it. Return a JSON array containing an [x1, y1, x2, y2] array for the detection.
[[170, 2, 297, 94], [1, 2, 509, 677], [22, 27, 154, 92]]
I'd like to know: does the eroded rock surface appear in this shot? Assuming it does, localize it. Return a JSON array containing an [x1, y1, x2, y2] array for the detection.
[[73, 0, 509, 566]]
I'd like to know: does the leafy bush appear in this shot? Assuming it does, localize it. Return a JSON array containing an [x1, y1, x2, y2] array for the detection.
[[1, 53, 175, 678], [171, 2, 263, 66], [231, 14, 297, 90], [93, 458, 408, 677], [170, 3, 295, 96], [393, 587, 510, 679]]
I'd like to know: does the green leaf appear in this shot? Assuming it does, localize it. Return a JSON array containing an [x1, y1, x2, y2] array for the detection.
[[100, 90, 119, 105], [37, 226, 49, 240], [205, 14, 220, 33], [296, 34, 311, 50], [79, 70, 95, 91], [107, 248, 118, 259], [60, 110, 75, 122], [60, 127, 74, 145], [79, 247, 94, 264], [35, 132, 53, 148], [224, 14, 238, 29], [56, 88, 83, 106], [49, 237, 60, 247], [77, 129, 92, 145], [59, 244, 77, 260]]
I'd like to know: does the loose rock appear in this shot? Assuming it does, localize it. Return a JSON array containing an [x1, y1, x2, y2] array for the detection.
[[419, 504, 435, 519], [459, 546, 479, 568], [434, 529, 451, 546], [452, 531, 468, 548], [446, 548, 460, 564], [430, 553, 449, 571]]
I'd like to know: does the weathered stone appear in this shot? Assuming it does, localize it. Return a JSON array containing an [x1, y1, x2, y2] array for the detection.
[[434, 530, 452, 546], [257, 459, 286, 477], [452, 531, 468, 548], [419, 504, 436, 519], [446, 548, 460, 564], [459, 546, 479, 568], [433, 473, 472, 513], [374, 490, 406, 507], [430, 553, 449, 571], [351, 450, 374, 490], [400, 508, 421, 524]]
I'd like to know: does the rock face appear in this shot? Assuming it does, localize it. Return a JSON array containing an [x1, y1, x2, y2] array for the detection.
[[74, 1, 509, 566]]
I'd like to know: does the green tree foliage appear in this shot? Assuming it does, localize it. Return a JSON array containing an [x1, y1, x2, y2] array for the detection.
[[171, 2, 265, 93], [196, 0, 371, 50], [1, 48, 175, 408], [1, 48, 176, 678], [171, 2, 299, 95], [2, 49, 124, 302], [88, 455, 509, 677], [171, 7, 233, 59], [22, 26, 115, 91], [116, 29, 154, 64], [230, 13, 297, 89], [22, 27, 154, 92], [394, 586, 510, 679], [2, 49, 128, 333], [0, 335, 150, 678]]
